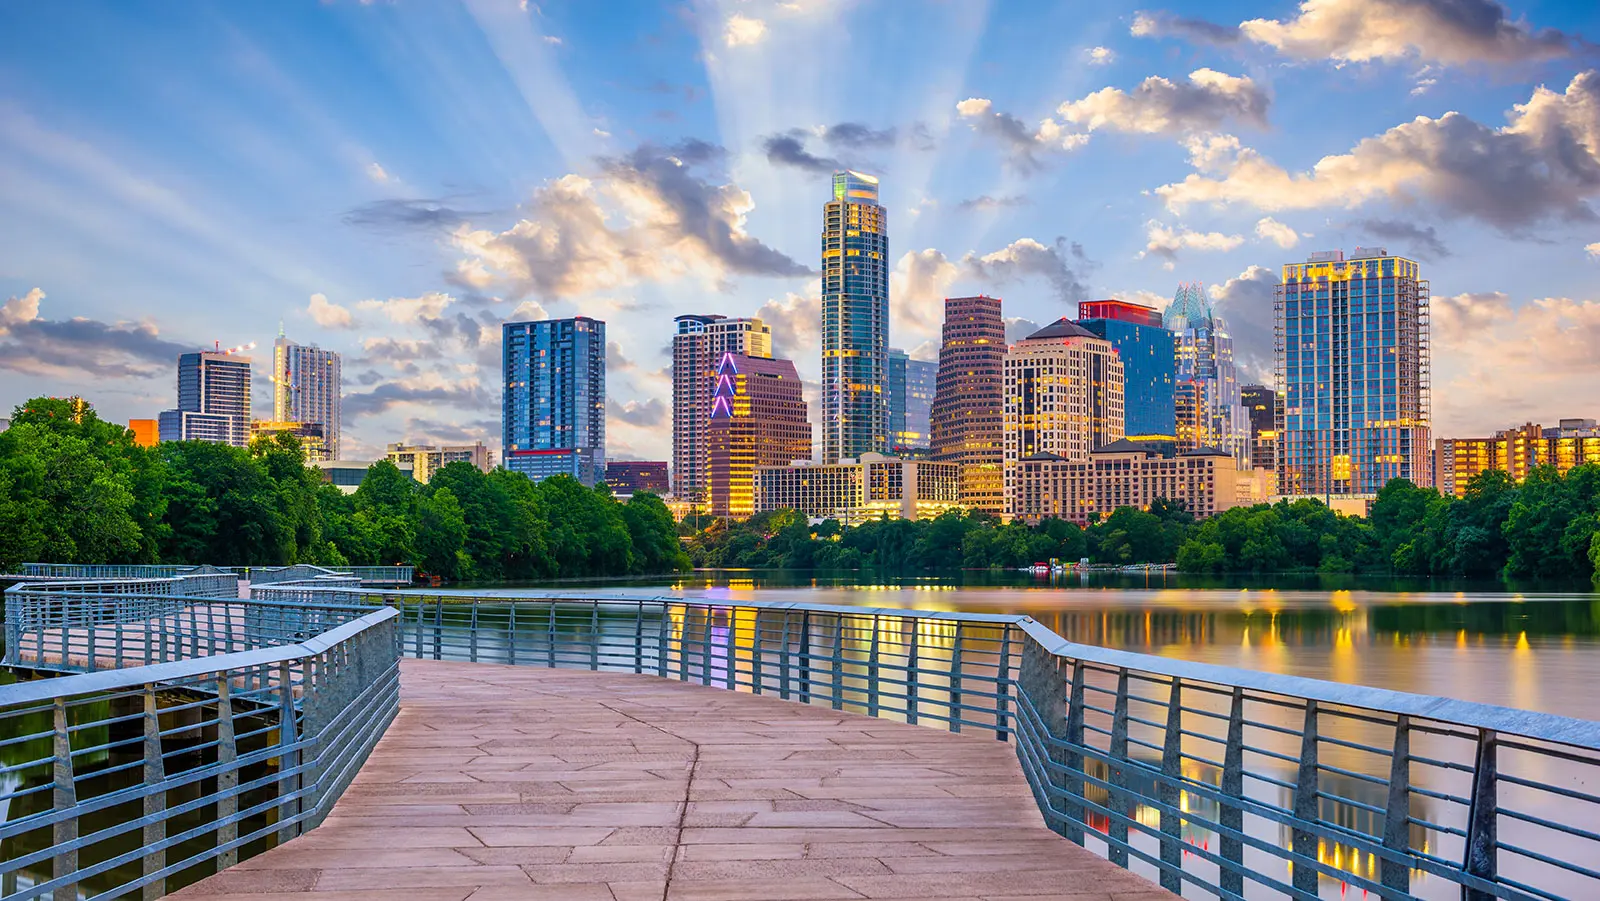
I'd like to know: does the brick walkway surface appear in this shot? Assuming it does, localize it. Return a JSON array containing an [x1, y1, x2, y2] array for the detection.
[[177, 658, 1174, 901]]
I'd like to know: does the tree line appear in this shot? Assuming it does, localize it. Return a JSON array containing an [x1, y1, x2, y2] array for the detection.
[[0, 398, 689, 579], [687, 466, 1600, 582]]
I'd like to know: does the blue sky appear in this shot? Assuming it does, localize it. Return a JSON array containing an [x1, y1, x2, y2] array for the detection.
[[2, 0, 1598, 461]]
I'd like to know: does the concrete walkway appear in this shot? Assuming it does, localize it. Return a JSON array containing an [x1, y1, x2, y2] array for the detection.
[[178, 659, 1173, 901]]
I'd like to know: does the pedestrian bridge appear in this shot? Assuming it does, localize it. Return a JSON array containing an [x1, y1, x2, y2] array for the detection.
[[2, 570, 1599, 900]]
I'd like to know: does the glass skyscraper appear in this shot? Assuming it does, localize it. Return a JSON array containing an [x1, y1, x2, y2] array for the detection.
[[503, 316, 606, 486], [1276, 248, 1431, 496], [272, 334, 341, 461], [1076, 300, 1175, 441], [820, 170, 888, 462], [158, 349, 252, 447], [1165, 283, 1248, 462]]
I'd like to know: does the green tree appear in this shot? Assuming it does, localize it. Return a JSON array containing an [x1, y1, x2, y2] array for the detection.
[[415, 487, 469, 578], [622, 492, 691, 573], [0, 423, 143, 568]]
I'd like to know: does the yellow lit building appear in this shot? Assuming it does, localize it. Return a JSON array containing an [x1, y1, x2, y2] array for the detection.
[[127, 419, 159, 447], [251, 420, 328, 461], [755, 453, 960, 526], [386, 442, 494, 483], [1011, 441, 1240, 525], [1434, 419, 1600, 496]]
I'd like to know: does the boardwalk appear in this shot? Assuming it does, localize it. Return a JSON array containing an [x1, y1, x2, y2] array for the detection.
[[177, 659, 1173, 901]]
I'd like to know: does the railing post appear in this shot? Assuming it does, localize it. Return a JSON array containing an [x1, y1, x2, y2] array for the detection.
[[1292, 700, 1321, 896], [1108, 668, 1131, 868], [905, 620, 919, 726], [949, 622, 964, 733], [141, 684, 167, 900], [1220, 686, 1246, 898], [216, 678, 239, 868], [508, 602, 518, 666], [1463, 729, 1499, 901], [866, 615, 881, 718], [590, 603, 601, 672], [52, 697, 78, 901], [1158, 678, 1184, 894], [995, 625, 1012, 741], [469, 602, 479, 663], [1381, 715, 1412, 896], [656, 602, 671, 679], [701, 607, 714, 686], [632, 602, 643, 675], [276, 661, 301, 845], [724, 608, 738, 690], [546, 605, 557, 669], [828, 615, 844, 710], [779, 613, 792, 700], [798, 611, 812, 704], [433, 600, 443, 661], [750, 610, 763, 694], [1065, 661, 1086, 844]]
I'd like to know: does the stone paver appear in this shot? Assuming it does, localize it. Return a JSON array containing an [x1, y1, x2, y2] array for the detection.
[[177, 659, 1174, 901]]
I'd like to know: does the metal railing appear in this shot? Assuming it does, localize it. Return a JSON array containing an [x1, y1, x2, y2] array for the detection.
[[0, 586, 400, 899], [13, 564, 413, 588], [251, 586, 1600, 901]]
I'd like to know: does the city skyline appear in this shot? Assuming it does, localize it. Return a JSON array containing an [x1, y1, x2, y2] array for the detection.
[[2, 1, 1598, 463]]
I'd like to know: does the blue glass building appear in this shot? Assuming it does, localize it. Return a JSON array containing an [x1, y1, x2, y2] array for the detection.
[[821, 170, 888, 462], [503, 317, 606, 486], [1076, 301, 1176, 442], [157, 350, 252, 446]]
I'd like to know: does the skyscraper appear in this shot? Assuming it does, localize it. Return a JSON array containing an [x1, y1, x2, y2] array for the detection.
[[503, 317, 606, 486], [930, 295, 1006, 515], [272, 334, 341, 461], [820, 169, 888, 463], [1276, 248, 1431, 495], [1165, 283, 1248, 462], [672, 315, 773, 509], [706, 351, 812, 519], [158, 349, 252, 446], [1076, 299, 1175, 441], [1241, 384, 1278, 472], [897, 355, 936, 452]]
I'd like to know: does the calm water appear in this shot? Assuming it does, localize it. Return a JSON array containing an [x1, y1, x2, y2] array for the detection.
[[462, 570, 1600, 721]]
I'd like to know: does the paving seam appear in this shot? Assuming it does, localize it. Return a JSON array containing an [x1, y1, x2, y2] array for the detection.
[[594, 700, 702, 901]]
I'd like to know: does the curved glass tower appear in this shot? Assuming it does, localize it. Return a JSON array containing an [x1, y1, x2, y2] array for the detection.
[[821, 170, 888, 463]]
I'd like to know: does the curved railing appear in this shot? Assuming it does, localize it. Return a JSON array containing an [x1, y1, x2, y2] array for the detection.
[[0, 584, 400, 899], [12, 563, 414, 587], [251, 586, 1600, 901]]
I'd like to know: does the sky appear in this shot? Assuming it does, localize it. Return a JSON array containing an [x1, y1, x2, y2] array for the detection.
[[1, 0, 1598, 462]]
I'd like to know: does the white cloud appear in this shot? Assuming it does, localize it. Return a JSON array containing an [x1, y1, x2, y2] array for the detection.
[[365, 162, 391, 183], [509, 300, 549, 321], [1086, 46, 1116, 65], [0, 287, 43, 332], [956, 98, 1090, 172], [1057, 68, 1270, 135], [357, 292, 454, 324], [1254, 217, 1300, 248], [1586, 242, 1600, 258], [890, 249, 961, 348], [306, 293, 357, 329], [724, 13, 768, 47], [1142, 221, 1244, 263], [1238, 0, 1586, 66], [542, 34, 563, 45], [756, 283, 822, 357], [1156, 71, 1600, 230]]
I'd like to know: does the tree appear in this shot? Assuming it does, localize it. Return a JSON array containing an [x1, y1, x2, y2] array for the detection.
[[0, 423, 142, 568], [622, 492, 691, 573], [415, 488, 468, 579]]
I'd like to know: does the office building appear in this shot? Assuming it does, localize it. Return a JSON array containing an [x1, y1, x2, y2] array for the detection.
[[1276, 248, 1431, 497], [272, 334, 342, 461], [252, 420, 328, 460], [1241, 385, 1278, 472], [158, 349, 252, 446], [387, 442, 494, 483], [755, 453, 959, 526], [604, 461, 671, 497], [888, 349, 935, 452], [1076, 299, 1175, 441], [820, 170, 889, 462], [707, 352, 812, 519], [1012, 442, 1240, 525], [503, 317, 606, 486], [314, 459, 415, 494], [1003, 319, 1125, 518], [1166, 283, 1248, 464], [672, 315, 774, 508], [1434, 419, 1600, 497], [127, 419, 158, 447], [930, 295, 1007, 516]]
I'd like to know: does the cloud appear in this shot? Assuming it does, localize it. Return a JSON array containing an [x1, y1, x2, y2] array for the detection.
[[962, 237, 1094, 305], [1143, 221, 1245, 262], [1431, 292, 1600, 431], [400, 417, 498, 447], [365, 162, 392, 183], [955, 98, 1089, 173], [307, 293, 357, 329], [453, 141, 810, 301], [0, 288, 196, 380], [761, 122, 903, 172], [761, 131, 841, 173], [957, 194, 1030, 212], [1238, 0, 1590, 66], [755, 286, 822, 356], [1254, 217, 1300, 248], [1086, 46, 1117, 65], [1207, 265, 1280, 381], [343, 376, 490, 419], [823, 122, 896, 148], [1004, 317, 1042, 344], [357, 292, 454, 324], [1349, 218, 1452, 259], [1157, 72, 1600, 231], [607, 340, 636, 371], [609, 397, 668, 428], [1130, 11, 1242, 44], [343, 198, 475, 232], [724, 13, 767, 47], [1586, 241, 1600, 258], [891, 249, 961, 347], [1058, 69, 1270, 135]]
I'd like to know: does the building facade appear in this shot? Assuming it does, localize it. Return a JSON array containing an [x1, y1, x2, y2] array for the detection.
[[671, 315, 773, 508], [252, 420, 328, 460], [314, 459, 415, 494], [1241, 384, 1278, 472], [1076, 299, 1175, 441], [1434, 419, 1600, 497], [1003, 319, 1125, 518], [1011, 442, 1240, 525], [1166, 283, 1248, 464], [604, 461, 671, 496], [158, 350, 252, 446], [387, 442, 494, 483], [128, 419, 158, 447], [930, 295, 1007, 516], [272, 335, 342, 461], [755, 453, 959, 526], [503, 317, 606, 486], [820, 170, 889, 462], [706, 352, 812, 519], [1276, 248, 1431, 496]]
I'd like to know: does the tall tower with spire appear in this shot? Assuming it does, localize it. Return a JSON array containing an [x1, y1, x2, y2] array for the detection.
[[820, 170, 889, 463], [273, 334, 342, 461], [1165, 282, 1246, 462]]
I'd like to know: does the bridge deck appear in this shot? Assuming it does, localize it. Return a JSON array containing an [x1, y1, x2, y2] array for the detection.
[[177, 659, 1172, 901]]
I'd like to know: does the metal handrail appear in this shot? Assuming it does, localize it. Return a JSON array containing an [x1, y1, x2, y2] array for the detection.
[[13, 563, 414, 587]]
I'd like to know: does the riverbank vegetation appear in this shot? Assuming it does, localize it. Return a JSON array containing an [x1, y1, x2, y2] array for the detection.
[[0, 397, 689, 578]]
